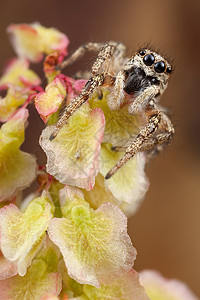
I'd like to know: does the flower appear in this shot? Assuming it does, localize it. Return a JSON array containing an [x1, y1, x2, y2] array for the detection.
[[40, 103, 105, 190], [0, 191, 54, 275], [0, 86, 28, 122], [48, 186, 136, 287], [35, 76, 67, 123], [140, 270, 198, 300], [0, 256, 62, 300], [0, 58, 40, 88], [7, 23, 69, 63], [71, 270, 149, 300], [0, 251, 17, 280], [0, 108, 37, 201], [35, 75, 87, 123], [100, 143, 149, 205]]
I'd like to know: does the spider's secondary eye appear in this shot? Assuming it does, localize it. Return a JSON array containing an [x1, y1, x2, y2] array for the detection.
[[124, 70, 129, 76], [166, 66, 172, 74], [143, 54, 155, 66], [139, 49, 146, 56], [147, 76, 160, 85], [154, 61, 166, 73], [151, 77, 159, 85]]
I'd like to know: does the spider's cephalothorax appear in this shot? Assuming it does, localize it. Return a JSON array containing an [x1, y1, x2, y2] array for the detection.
[[124, 49, 172, 95], [110, 48, 173, 114], [49, 42, 175, 179]]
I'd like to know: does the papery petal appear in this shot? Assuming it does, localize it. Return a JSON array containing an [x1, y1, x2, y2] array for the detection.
[[35, 23, 69, 54], [100, 144, 149, 206], [40, 103, 105, 190], [140, 270, 198, 300], [17, 234, 45, 277], [73, 80, 87, 93], [69, 297, 86, 300], [59, 185, 86, 217], [35, 77, 66, 122], [36, 235, 61, 274], [7, 24, 43, 62], [66, 78, 87, 103], [7, 23, 69, 63], [0, 191, 54, 275], [48, 180, 65, 218], [0, 108, 37, 201], [0, 251, 17, 280], [83, 173, 145, 217], [0, 192, 22, 210], [48, 186, 136, 287], [83, 173, 119, 209], [0, 151, 37, 202], [0, 58, 41, 88], [80, 269, 149, 300], [20, 192, 37, 212], [58, 258, 83, 298], [89, 88, 145, 147], [1, 106, 28, 141], [0, 259, 62, 300], [41, 296, 60, 300], [0, 87, 28, 122]]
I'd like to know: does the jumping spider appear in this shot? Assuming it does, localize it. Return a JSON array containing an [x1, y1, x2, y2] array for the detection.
[[49, 42, 174, 179]]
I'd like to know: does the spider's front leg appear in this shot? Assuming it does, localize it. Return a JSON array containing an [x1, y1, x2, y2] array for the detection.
[[109, 85, 161, 151], [59, 41, 126, 74], [58, 42, 104, 70], [49, 73, 104, 140], [128, 85, 160, 114], [105, 106, 175, 179], [105, 110, 161, 179], [91, 42, 126, 75], [140, 110, 175, 160], [108, 70, 126, 110]]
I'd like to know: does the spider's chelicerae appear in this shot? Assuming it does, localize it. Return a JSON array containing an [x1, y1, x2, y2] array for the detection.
[[49, 42, 175, 179]]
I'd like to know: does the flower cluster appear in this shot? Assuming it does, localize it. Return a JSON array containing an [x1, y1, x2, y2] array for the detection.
[[0, 23, 197, 300]]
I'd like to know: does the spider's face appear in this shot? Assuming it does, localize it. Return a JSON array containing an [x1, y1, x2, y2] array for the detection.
[[123, 49, 172, 95]]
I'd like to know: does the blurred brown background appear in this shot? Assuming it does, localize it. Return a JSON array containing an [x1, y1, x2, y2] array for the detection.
[[0, 0, 200, 296]]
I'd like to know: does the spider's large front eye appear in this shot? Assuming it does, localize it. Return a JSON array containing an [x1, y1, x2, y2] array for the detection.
[[143, 54, 155, 66], [154, 61, 166, 73]]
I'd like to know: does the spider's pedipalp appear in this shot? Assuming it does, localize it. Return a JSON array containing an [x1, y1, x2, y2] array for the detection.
[[107, 70, 126, 110]]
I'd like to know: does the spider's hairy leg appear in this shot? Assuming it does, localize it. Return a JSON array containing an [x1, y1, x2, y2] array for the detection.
[[59, 41, 126, 73], [91, 42, 126, 74], [108, 70, 126, 110], [111, 146, 127, 152], [128, 85, 160, 114], [105, 111, 161, 179], [141, 111, 175, 159], [58, 42, 105, 70], [49, 73, 104, 140], [111, 110, 174, 162]]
